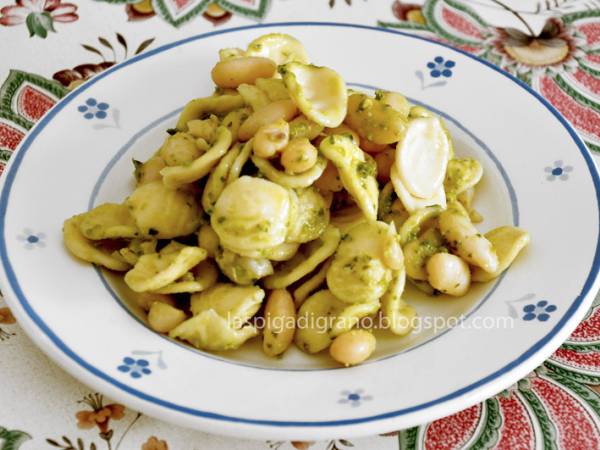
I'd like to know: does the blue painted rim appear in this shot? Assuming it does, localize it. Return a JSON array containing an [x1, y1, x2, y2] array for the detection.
[[90, 85, 518, 371], [1, 22, 599, 428]]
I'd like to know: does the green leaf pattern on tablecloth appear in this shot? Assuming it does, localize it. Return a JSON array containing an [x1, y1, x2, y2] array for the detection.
[[0, 427, 31, 450], [151, 0, 211, 27], [216, 0, 271, 19], [0, 70, 67, 127], [25, 12, 55, 38]]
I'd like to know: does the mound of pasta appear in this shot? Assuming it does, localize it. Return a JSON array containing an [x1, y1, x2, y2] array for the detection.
[[63, 33, 530, 367]]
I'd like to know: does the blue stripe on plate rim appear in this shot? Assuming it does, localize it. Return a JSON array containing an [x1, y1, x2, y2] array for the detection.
[[0, 22, 599, 427]]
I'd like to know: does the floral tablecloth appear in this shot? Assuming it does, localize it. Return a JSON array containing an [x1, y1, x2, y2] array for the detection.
[[2, 1, 600, 449]]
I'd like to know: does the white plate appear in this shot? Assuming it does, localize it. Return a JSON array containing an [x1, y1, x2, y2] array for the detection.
[[1, 23, 599, 440]]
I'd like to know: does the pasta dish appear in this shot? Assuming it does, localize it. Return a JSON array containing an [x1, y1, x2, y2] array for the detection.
[[63, 34, 530, 367]]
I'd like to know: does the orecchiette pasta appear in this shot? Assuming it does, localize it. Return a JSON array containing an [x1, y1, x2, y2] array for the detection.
[[255, 78, 290, 101], [329, 206, 367, 232], [444, 158, 483, 198], [403, 227, 446, 281], [319, 135, 379, 221], [202, 143, 241, 214], [375, 90, 411, 118], [246, 33, 309, 65], [438, 204, 498, 273], [161, 126, 233, 188], [237, 83, 270, 111], [190, 283, 264, 323], [63, 33, 530, 367], [471, 226, 530, 282], [126, 180, 202, 239], [280, 62, 347, 128], [153, 259, 219, 294], [63, 214, 131, 271], [159, 132, 204, 167], [133, 156, 165, 186], [118, 239, 157, 266], [330, 300, 380, 337], [345, 92, 407, 144], [293, 259, 331, 306], [263, 225, 341, 289], [176, 94, 245, 130], [289, 115, 324, 141], [238, 99, 298, 141], [227, 139, 253, 185], [251, 153, 327, 189], [457, 187, 483, 223], [216, 247, 274, 285], [212, 176, 291, 254], [148, 302, 186, 333], [124, 244, 207, 292], [170, 309, 258, 351], [186, 116, 219, 143], [79, 203, 138, 240], [391, 164, 447, 213], [197, 224, 219, 257], [286, 187, 329, 244], [219, 47, 244, 61], [260, 241, 300, 261], [221, 107, 251, 142], [398, 205, 442, 245], [381, 269, 415, 336], [326, 221, 395, 303], [132, 292, 175, 312]]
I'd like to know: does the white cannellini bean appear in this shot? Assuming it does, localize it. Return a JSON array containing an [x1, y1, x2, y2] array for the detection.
[[426, 252, 471, 296], [211, 56, 276, 89], [280, 138, 318, 174], [329, 329, 376, 366], [253, 119, 290, 158], [263, 289, 296, 357]]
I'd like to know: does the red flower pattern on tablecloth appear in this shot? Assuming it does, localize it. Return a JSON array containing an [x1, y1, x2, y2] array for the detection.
[[102, 0, 264, 27], [0, 307, 16, 324], [0, 0, 78, 38], [141, 436, 169, 450], [73, 394, 126, 447], [0, 305, 17, 341]]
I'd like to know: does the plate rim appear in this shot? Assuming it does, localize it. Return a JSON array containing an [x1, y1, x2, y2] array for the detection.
[[1, 21, 599, 434]]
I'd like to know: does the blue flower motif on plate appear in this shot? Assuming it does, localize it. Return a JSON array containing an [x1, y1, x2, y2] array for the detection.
[[545, 160, 573, 181], [76, 97, 120, 129], [416, 56, 455, 89], [338, 389, 372, 407], [117, 350, 166, 379], [118, 357, 152, 378], [523, 300, 557, 322], [427, 56, 456, 78], [17, 228, 46, 249], [78, 98, 110, 120]]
